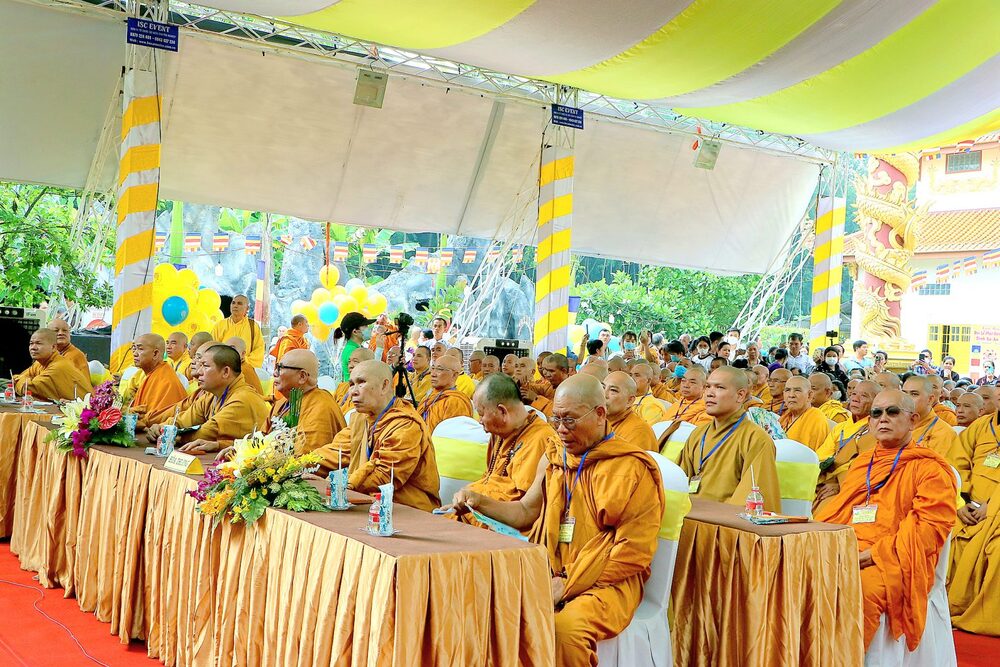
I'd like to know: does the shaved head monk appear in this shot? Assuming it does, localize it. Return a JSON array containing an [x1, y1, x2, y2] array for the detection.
[[501, 353, 518, 377], [335, 347, 375, 410], [185, 331, 213, 381], [444, 348, 477, 398], [261, 349, 345, 454], [579, 361, 609, 382], [448, 374, 664, 665], [315, 360, 440, 510], [678, 366, 780, 509], [525, 353, 571, 417], [49, 317, 89, 375], [814, 380, 880, 510], [469, 350, 485, 381], [410, 345, 433, 403], [166, 331, 191, 375], [875, 372, 902, 392], [481, 355, 500, 378], [144, 339, 214, 425], [211, 295, 264, 368], [662, 365, 710, 425], [431, 342, 447, 363], [271, 314, 310, 363], [767, 368, 791, 413], [603, 371, 656, 451], [149, 344, 268, 453], [750, 365, 771, 404], [816, 389, 956, 651], [780, 376, 831, 452], [809, 372, 851, 423], [417, 353, 473, 434], [926, 375, 958, 426], [13, 328, 92, 401], [974, 385, 999, 416], [130, 333, 187, 428], [224, 336, 264, 396], [955, 392, 983, 428], [630, 363, 666, 426], [901, 375, 961, 464]]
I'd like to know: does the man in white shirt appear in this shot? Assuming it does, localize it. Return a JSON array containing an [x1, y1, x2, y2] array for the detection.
[[785, 333, 814, 375], [841, 339, 873, 374]]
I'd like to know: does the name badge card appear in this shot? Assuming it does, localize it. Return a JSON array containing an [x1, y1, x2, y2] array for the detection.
[[984, 452, 1000, 469], [164, 451, 205, 475], [558, 517, 576, 543], [688, 476, 701, 493], [852, 504, 878, 524]]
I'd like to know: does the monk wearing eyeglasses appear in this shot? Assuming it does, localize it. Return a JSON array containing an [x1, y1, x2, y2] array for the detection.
[[417, 354, 473, 434], [264, 350, 345, 454], [814, 380, 879, 512], [816, 390, 956, 651], [446, 374, 664, 665]]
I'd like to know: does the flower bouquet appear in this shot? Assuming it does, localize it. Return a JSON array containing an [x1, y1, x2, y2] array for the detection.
[[187, 422, 329, 524], [47, 381, 135, 457]]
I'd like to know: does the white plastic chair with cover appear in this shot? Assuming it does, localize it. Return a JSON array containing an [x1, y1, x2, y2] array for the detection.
[[654, 420, 696, 464], [344, 409, 356, 426], [863, 467, 960, 667], [120, 365, 140, 384], [176, 372, 189, 390], [432, 416, 490, 505], [597, 452, 690, 667], [526, 405, 548, 422], [88, 360, 110, 387], [317, 375, 337, 392], [952, 425, 965, 435], [773, 439, 820, 518]]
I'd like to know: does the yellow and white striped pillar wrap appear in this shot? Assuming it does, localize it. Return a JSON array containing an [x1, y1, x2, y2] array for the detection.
[[111, 69, 161, 373], [533, 144, 574, 356], [809, 196, 846, 352]]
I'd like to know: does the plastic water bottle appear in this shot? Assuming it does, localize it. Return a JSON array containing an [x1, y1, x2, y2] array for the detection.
[[21, 390, 33, 412], [745, 485, 765, 517], [368, 493, 382, 534]]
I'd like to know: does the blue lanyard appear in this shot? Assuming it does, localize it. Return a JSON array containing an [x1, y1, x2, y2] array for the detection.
[[865, 444, 906, 502], [339, 385, 352, 408], [916, 416, 939, 445], [675, 400, 690, 417], [367, 397, 396, 459], [698, 413, 746, 474], [561, 432, 614, 516], [421, 389, 453, 420], [837, 422, 869, 455], [209, 386, 231, 418], [989, 417, 1000, 453]]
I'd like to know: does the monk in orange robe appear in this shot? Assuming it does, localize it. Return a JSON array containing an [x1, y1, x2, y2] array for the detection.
[[926, 375, 957, 426], [809, 372, 851, 423], [954, 392, 983, 428], [145, 340, 212, 425], [779, 376, 831, 451], [445, 348, 477, 398], [766, 368, 791, 414], [815, 389, 956, 650], [630, 363, 666, 426], [661, 365, 710, 426], [902, 376, 962, 465], [50, 317, 89, 376], [603, 371, 657, 451], [270, 314, 310, 363], [315, 361, 439, 510], [750, 365, 772, 405], [130, 334, 188, 429], [814, 380, 879, 512], [149, 345, 268, 452], [224, 337, 264, 396], [12, 328, 92, 401], [448, 374, 664, 665], [184, 331, 213, 382], [165, 332, 192, 376], [418, 354, 473, 434], [467, 350, 485, 381], [524, 354, 571, 417], [334, 347, 374, 411], [264, 349, 345, 454]]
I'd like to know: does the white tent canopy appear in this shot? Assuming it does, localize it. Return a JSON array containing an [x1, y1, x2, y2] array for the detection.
[[0, 1, 819, 273]]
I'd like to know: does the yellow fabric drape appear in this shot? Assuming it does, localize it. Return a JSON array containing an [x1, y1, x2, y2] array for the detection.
[[0, 410, 54, 537]]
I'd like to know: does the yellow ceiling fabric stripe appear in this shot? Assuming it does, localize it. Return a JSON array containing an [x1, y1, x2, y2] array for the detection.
[[283, 0, 534, 50], [546, 0, 840, 100], [678, 0, 1000, 135], [877, 107, 1000, 153]]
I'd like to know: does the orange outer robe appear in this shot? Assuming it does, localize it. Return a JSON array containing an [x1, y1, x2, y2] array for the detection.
[[815, 444, 956, 650], [146, 388, 209, 425], [266, 387, 346, 454], [933, 403, 958, 426], [57, 343, 90, 376], [752, 383, 772, 405], [818, 399, 852, 424], [531, 437, 664, 666], [780, 407, 832, 452], [662, 398, 711, 426], [131, 362, 188, 423], [418, 388, 473, 435], [343, 400, 441, 511], [270, 328, 309, 362], [609, 410, 658, 452], [172, 376, 269, 446], [13, 352, 92, 401], [678, 410, 781, 512], [632, 392, 666, 426]]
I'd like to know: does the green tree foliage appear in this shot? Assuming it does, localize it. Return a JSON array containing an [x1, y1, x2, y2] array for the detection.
[[0, 183, 112, 309], [576, 266, 761, 337]]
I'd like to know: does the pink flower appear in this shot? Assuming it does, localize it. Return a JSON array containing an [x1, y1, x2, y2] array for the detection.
[[71, 428, 91, 448], [97, 408, 122, 430]]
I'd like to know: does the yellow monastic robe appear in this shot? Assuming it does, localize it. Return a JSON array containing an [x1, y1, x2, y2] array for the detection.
[[752, 383, 772, 405], [173, 375, 269, 446], [211, 316, 264, 368], [57, 343, 89, 376], [145, 387, 209, 425], [529, 379, 554, 400], [13, 352, 92, 402], [913, 411, 962, 466], [678, 410, 781, 512], [270, 328, 309, 363], [461, 412, 556, 503], [266, 387, 345, 454], [241, 365, 264, 396], [333, 381, 353, 412], [780, 407, 832, 452], [632, 392, 666, 426], [767, 396, 784, 415], [954, 413, 998, 492], [470, 371, 484, 382], [168, 352, 192, 377], [817, 417, 870, 463], [655, 379, 679, 402], [662, 397, 710, 426], [412, 370, 432, 403], [337, 400, 440, 511], [418, 388, 474, 435], [131, 362, 188, 423], [609, 409, 657, 451], [530, 395, 553, 418], [817, 399, 852, 424], [933, 403, 958, 426], [531, 436, 664, 666], [455, 373, 476, 399]]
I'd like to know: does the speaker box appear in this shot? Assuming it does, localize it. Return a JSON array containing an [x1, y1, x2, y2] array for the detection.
[[0, 307, 43, 377]]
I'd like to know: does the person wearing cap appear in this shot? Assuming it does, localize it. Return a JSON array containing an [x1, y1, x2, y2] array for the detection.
[[333, 312, 375, 382]]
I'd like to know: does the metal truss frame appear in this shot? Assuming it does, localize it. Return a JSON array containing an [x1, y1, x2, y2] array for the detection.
[[27, 0, 838, 165]]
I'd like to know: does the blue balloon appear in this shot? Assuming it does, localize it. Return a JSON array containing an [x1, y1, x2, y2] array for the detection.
[[318, 302, 340, 325], [161, 296, 189, 326], [606, 336, 621, 353]]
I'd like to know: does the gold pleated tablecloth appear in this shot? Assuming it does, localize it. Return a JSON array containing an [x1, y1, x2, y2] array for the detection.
[[11, 430, 555, 667], [0, 404, 59, 537], [671, 499, 864, 667]]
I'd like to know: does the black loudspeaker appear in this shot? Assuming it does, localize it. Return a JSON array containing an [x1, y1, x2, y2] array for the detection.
[[0, 307, 43, 377], [72, 330, 112, 367]]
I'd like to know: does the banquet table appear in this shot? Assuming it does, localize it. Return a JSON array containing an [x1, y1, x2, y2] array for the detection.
[[9, 422, 555, 666], [0, 402, 59, 537], [671, 498, 864, 667]]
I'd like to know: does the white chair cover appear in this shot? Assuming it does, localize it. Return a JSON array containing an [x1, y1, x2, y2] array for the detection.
[[952, 425, 965, 434], [317, 375, 337, 391], [176, 372, 189, 390], [432, 417, 490, 505], [597, 452, 688, 667], [773, 438, 820, 518], [654, 421, 696, 464], [344, 408, 356, 426], [120, 366, 140, 384], [526, 406, 548, 422], [656, 398, 672, 412], [863, 468, 960, 667], [88, 360, 105, 376]]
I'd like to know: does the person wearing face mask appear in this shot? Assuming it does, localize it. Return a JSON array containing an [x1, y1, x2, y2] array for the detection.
[[621, 331, 639, 361], [333, 312, 376, 382], [819, 346, 850, 387], [691, 336, 714, 371], [725, 329, 742, 353], [976, 361, 997, 386], [657, 341, 688, 400]]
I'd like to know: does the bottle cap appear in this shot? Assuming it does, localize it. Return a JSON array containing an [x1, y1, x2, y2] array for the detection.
[[374, 492, 381, 500]]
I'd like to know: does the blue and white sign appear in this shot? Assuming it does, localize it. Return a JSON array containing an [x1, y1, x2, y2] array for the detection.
[[126, 17, 179, 52], [551, 104, 584, 130]]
